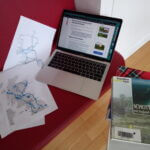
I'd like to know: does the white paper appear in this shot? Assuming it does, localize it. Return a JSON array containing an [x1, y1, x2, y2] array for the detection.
[[0, 62, 58, 138], [0, 101, 10, 137], [1, 15, 56, 137], [4, 16, 56, 70]]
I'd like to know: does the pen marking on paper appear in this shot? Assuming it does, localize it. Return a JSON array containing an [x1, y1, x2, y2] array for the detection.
[[17, 31, 44, 66], [3, 77, 48, 114]]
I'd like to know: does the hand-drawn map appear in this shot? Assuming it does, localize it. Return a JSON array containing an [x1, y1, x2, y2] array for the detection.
[[0, 61, 58, 137], [3, 77, 47, 125], [16, 32, 43, 66], [3, 16, 56, 70]]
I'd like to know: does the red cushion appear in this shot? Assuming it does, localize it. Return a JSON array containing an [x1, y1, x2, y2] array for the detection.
[[0, 0, 75, 70], [0, 1, 125, 150]]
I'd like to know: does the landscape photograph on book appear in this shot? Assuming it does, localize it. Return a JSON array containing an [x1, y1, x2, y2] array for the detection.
[[132, 78, 150, 115], [111, 77, 150, 144]]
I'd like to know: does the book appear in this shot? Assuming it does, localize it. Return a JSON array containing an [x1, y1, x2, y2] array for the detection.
[[116, 66, 150, 79], [106, 66, 150, 119], [107, 76, 150, 150]]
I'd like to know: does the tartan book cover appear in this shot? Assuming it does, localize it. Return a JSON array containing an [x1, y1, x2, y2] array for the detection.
[[116, 66, 150, 79]]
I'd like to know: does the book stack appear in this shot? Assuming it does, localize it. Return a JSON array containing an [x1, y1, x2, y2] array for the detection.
[[107, 66, 150, 150]]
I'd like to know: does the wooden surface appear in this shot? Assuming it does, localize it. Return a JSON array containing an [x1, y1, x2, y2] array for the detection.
[[42, 41, 150, 150]]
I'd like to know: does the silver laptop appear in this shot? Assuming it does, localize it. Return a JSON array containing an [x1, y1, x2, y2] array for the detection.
[[36, 10, 122, 100]]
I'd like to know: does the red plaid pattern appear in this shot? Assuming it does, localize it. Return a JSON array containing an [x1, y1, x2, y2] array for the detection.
[[116, 66, 150, 79]]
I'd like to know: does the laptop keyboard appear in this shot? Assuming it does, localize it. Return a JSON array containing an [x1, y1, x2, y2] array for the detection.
[[48, 52, 106, 81]]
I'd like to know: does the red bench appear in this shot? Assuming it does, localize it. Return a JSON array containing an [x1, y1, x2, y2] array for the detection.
[[0, 0, 125, 150]]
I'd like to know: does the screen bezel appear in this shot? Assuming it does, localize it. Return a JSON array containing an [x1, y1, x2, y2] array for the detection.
[[56, 10, 122, 62]]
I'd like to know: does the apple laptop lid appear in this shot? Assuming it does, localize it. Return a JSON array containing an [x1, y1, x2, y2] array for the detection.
[[57, 10, 122, 63]]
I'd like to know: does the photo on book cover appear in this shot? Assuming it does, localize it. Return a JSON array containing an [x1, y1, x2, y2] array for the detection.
[[132, 78, 150, 115]]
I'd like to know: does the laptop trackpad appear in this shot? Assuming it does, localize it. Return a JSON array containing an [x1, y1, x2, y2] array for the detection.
[[52, 71, 83, 93]]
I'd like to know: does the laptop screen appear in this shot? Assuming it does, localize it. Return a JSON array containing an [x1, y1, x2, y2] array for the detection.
[[58, 10, 122, 62]]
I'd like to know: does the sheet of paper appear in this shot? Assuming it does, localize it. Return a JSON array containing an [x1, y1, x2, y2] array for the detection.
[[0, 105, 45, 138], [0, 101, 10, 138], [0, 61, 58, 138], [4, 16, 56, 70], [2, 15, 56, 135], [0, 109, 45, 138]]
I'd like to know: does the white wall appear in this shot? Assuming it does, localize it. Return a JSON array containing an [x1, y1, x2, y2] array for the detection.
[[101, 0, 150, 59], [100, 0, 114, 16], [75, 0, 101, 15], [75, 0, 150, 59]]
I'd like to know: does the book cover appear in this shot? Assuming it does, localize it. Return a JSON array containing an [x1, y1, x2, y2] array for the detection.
[[110, 76, 150, 149], [107, 66, 150, 119]]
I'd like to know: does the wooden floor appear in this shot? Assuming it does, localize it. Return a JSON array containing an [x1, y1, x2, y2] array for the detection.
[[42, 41, 150, 150]]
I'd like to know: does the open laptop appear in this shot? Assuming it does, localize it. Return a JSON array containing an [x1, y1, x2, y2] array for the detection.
[[36, 10, 122, 100]]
